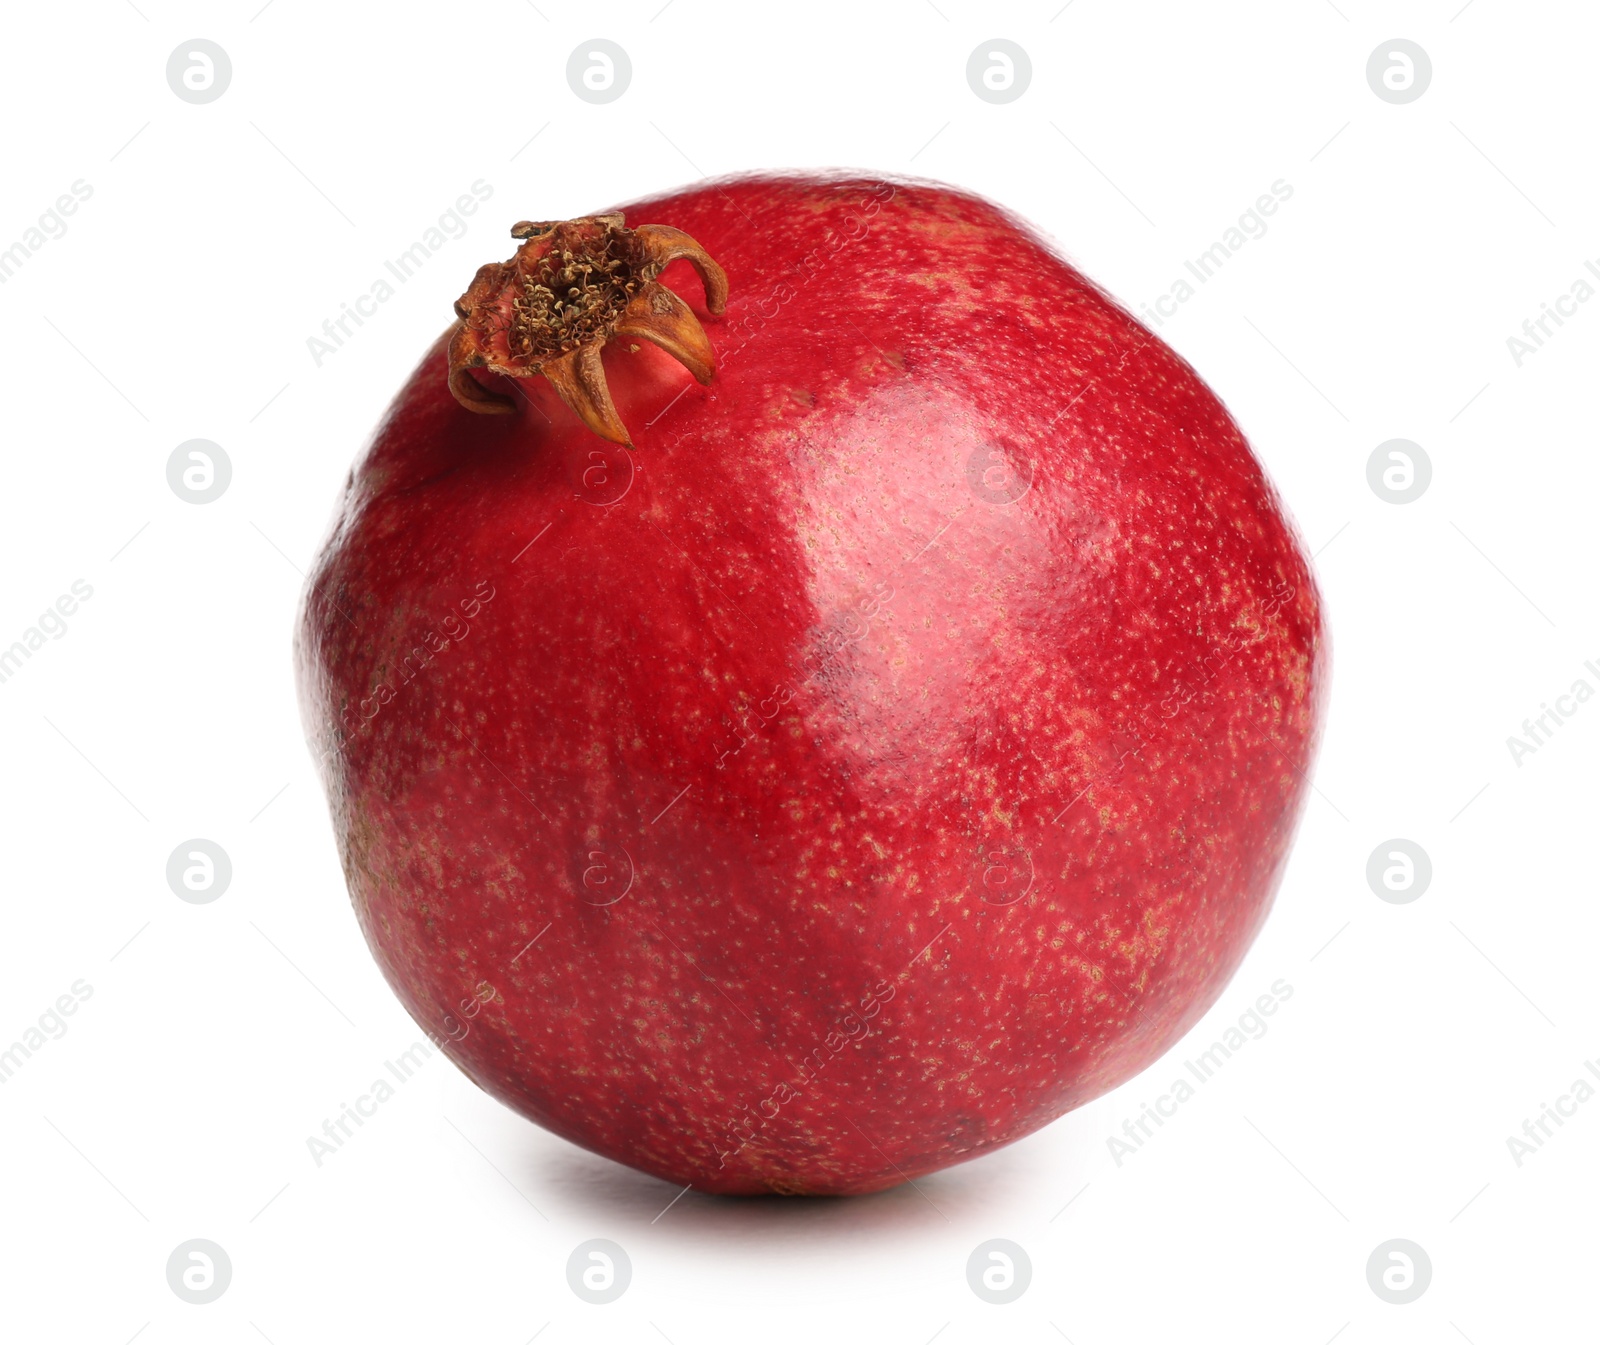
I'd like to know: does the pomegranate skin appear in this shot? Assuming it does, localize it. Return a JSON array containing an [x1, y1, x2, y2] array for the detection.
[[297, 173, 1326, 1196]]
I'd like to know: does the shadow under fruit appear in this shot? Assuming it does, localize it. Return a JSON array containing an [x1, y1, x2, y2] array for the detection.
[[295, 172, 1327, 1196]]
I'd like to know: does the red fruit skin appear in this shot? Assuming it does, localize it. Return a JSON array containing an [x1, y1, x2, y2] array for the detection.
[[297, 173, 1326, 1197]]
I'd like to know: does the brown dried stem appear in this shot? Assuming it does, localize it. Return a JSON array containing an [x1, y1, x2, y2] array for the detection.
[[447, 213, 728, 446]]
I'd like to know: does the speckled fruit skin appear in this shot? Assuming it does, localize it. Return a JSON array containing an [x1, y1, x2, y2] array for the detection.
[[297, 173, 1326, 1197]]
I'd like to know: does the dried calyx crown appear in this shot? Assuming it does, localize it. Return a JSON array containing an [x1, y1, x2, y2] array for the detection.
[[448, 212, 728, 446]]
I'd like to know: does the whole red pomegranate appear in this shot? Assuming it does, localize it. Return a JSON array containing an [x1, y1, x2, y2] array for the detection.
[[297, 173, 1325, 1196]]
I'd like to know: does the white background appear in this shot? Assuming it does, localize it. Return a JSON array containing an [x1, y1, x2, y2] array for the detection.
[[1, 1, 1594, 1341]]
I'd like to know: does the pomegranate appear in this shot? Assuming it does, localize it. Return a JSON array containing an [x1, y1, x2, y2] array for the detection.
[[297, 173, 1326, 1196]]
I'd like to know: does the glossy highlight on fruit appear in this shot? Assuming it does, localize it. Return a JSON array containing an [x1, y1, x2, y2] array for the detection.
[[296, 172, 1327, 1196]]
